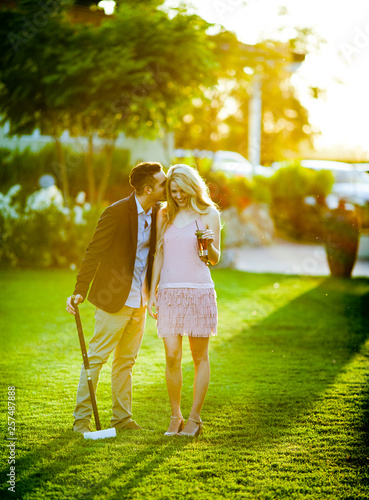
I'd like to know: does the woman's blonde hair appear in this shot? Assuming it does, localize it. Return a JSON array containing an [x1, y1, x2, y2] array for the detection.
[[158, 164, 218, 250], [167, 163, 217, 218]]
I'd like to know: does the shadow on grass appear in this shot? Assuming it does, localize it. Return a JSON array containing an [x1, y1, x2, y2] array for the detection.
[[0, 426, 189, 499], [76, 437, 189, 500], [207, 276, 369, 448], [0, 430, 97, 494], [1, 273, 368, 498]]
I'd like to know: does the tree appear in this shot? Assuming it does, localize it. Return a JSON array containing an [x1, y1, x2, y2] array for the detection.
[[0, 1, 219, 204], [174, 29, 313, 164], [56, 3, 218, 203], [0, 2, 75, 203]]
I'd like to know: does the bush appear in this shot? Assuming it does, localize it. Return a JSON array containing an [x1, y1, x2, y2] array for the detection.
[[270, 163, 334, 203], [269, 164, 334, 241], [197, 169, 257, 211], [0, 154, 340, 269], [252, 175, 272, 205], [0, 144, 59, 198], [0, 144, 131, 204], [0, 185, 101, 269], [201, 170, 232, 209]]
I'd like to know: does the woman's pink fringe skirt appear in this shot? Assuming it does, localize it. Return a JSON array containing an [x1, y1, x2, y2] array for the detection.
[[157, 287, 218, 338]]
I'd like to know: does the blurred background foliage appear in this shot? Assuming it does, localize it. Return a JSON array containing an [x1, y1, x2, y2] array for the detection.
[[175, 31, 312, 164], [0, 0, 219, 205], [269, 164, 334, 241], [0, 0, 338, 268], [0, 143, 336, 268], [0, 0, 315, 205]]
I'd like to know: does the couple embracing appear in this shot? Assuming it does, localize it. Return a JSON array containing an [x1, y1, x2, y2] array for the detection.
[[66, 162, 221, 437]]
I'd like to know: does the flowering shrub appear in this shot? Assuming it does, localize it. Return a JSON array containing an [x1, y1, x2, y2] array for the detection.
[[201, 170, 271, 211], [0, 185, 100, 268], [25, 185, 67, 214]]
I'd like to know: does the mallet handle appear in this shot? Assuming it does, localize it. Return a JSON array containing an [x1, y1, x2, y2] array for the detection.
[[74, 300, 101, 431]]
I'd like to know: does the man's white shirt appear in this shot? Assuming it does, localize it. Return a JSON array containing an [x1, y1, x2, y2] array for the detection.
[[125, 195, 152, 308]]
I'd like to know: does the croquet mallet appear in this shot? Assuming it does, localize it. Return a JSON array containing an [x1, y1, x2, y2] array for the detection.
[[73, 298, 116, 440]]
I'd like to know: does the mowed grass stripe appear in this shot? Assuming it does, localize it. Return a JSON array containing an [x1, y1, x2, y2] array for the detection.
[[0, 269, 368, 499]]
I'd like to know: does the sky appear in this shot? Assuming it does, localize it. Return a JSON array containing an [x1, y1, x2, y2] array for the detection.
[[163, 0, 369, 160]]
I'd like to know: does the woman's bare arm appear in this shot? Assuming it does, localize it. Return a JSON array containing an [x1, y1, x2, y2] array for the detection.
[[147, 209, 166, 318]]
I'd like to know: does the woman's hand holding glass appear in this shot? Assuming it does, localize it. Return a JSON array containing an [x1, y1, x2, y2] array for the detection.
[[196, 229, 214, 264], [199, 229, 214, 245]]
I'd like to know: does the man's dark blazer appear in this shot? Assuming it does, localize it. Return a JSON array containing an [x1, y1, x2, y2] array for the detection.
[[73, 192, 160, 313]]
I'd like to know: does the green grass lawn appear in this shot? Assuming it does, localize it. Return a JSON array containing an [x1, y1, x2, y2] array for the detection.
[[1, 269, 369, 499]]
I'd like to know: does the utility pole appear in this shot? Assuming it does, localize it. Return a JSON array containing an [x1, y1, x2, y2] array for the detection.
[[248, 74, 262, 175]]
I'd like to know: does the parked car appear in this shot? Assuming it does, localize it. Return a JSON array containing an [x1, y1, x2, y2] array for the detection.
[[173, 149, 273, 178], [271, 159, 369, 207], [353, 163, 369, 173], [211, 151, 273, 178]]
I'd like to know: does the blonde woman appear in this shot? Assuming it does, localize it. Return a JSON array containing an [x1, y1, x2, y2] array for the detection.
[[148, 164, 221, 437]]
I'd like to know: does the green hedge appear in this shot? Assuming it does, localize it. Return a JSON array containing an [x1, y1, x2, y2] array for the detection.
[[0, 144, 131, 203], [269, 164, 334, 241]]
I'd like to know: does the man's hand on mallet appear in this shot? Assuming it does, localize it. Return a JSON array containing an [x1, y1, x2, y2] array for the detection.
[[66, 294, 84, 315]]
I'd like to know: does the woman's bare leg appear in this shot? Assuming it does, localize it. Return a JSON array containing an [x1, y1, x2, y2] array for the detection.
[[182, 336, 210, 433], [163, 336, 183, 432]]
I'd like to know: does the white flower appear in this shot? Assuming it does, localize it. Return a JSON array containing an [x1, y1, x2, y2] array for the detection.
[[0, 185, 22, 220], [25, 186, 67, 213], [75, 191, 86, 205], [7, 185, 22, 199], [73, 205, 87, 225]]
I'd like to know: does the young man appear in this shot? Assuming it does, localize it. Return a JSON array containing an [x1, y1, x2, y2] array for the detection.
[[66, 162, 167, 433]]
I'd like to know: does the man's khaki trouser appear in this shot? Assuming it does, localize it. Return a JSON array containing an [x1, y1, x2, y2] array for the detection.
[[73, 305, 146, 430]]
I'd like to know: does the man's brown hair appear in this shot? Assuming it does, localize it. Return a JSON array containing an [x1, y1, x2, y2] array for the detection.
[[129, 162, 163, 195]]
